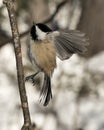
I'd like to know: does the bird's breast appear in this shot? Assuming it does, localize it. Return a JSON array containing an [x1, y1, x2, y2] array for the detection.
[[31, 39, 56, 75]]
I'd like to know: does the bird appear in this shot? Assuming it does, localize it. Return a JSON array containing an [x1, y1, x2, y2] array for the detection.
[[25, 23, 89, 106]]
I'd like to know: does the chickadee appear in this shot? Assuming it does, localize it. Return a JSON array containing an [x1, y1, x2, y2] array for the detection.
[[26, 23, 89, 106]]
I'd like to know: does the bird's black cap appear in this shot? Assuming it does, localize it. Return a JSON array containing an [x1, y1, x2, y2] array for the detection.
[[30, 23, 52, 40], [36, 23, 52, 32]]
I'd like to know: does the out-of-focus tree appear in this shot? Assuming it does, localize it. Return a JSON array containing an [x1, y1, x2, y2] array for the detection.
[[78, 0, 104, 57]]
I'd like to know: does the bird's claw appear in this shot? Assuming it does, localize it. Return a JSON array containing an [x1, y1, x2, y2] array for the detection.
[[25, 75, 34, 82], [25, 71, 40, 82]]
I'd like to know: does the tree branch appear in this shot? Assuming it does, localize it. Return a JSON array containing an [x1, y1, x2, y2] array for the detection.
[[43, 0, 68, 23], [3, 0, 33, 129], [1, 0, 67, 48], [0, 30, 29, 48]]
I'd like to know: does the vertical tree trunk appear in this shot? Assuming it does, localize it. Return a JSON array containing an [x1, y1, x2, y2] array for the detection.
[[78, 0, 104, 57]]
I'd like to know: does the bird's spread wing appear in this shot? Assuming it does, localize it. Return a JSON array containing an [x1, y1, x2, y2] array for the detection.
[[52, 30, 89, 60]]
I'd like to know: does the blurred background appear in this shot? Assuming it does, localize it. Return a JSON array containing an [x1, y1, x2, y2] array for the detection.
[[0, 0, 104, 130]]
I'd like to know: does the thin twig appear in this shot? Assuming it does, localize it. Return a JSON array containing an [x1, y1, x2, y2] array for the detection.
[[3, 0, 33, 130], [1, 0, 67, 47], [43, 0, 68, 23]]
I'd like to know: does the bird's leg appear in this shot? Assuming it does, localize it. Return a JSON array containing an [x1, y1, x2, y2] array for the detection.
[[25, 71, 40, 82]]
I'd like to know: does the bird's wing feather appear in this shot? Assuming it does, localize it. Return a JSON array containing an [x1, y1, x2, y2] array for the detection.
[[52, 30, 89, 60]]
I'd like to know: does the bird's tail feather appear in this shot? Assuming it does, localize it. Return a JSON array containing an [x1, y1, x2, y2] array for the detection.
[[39, 73, 52, 106]]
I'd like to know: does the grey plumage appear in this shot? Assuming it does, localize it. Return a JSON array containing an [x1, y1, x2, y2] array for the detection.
[[53, 30, 89, 60], [39, 74, 52, 106]]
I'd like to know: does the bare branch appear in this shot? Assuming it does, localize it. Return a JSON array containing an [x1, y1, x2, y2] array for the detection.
[[3, 0, 33, 129], [0, 30, 29, 47], [1, 0, 68, 47], [43, 0, 68, 23]]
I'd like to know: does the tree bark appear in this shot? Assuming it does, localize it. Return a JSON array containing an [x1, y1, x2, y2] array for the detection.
[[78, 0, 104, 57], [3, 0, 33, 129]]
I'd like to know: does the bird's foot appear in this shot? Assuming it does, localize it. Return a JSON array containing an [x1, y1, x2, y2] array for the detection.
[[25, 71, 40, 82]]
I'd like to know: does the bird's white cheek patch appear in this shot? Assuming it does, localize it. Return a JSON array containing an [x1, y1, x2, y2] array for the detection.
[[36, 26, 46, 40]]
